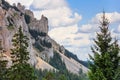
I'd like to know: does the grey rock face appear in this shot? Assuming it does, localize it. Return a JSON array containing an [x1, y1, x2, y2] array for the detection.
[[39, 15, 48, 34], [0, 2, 37, 65], [25, 10, 34, 20], [0, 1, 51, 65], [29, 15, 48, 34], [0, 1, 56, 64], [17, 3, 25, 13], [0, 1, 89, 74]]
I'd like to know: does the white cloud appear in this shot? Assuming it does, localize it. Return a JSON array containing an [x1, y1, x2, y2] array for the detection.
[[79, 24, 99, 33], [6, 0, 33, 9], [48, 25, 78, 42], [80, 24, 92, 32], [48, 25, 91, 60], [33, 7, 81, 27], [66, 47, 92, 61], [31, 0, 67, 9], [91, 12, 120, 24], [25, 0, 82, 28], [79, 12, 120, 34], [49, 25, 92, 60], [72, 33, 91, 47], [116, 24, 120, 32], [115, 24, 120, 33], [48, 24, 91, 50]]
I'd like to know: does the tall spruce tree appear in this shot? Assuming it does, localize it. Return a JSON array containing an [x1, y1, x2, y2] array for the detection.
[[88, 11, 120, 80], [7, 26, 37, 80], [0, 52, 8, 80]]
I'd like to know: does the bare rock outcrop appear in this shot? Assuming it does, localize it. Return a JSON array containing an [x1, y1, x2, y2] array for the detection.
[[28, 15, 48, 34], [25, 10, 34, 20], [0, 1, 37, 65], [0, 0, 89, 74], [17, 3, 25, 13]]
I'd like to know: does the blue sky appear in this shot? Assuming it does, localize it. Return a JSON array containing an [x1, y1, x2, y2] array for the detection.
[[7, 0, 120, 60], [67, 0, 120, 24], [66, 0, 120, 60]]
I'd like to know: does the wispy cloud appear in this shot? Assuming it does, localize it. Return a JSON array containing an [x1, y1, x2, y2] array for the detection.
[[6, 0, 33, 9], [30, 0, 67, 10], [91, 12, 120, 24]]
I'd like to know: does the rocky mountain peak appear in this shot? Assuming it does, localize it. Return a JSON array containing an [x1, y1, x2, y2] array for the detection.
[[28, 14, 49, 34], [17, 3, 24, 9], [0, 0, 89, 75]]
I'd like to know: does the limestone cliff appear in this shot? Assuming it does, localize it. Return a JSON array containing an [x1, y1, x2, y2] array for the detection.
[[0, 0, 88, 74]]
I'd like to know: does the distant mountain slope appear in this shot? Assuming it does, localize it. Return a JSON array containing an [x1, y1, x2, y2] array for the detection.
[[65, 49, 89, 68], [36, 57, 56, 70], [57, 50, 88, 74]]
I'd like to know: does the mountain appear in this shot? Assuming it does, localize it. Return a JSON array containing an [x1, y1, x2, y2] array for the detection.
[[0, 0, 89, 75]]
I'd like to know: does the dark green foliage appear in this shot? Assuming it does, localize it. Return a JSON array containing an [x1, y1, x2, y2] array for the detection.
[[114, 66, 120, 80], [35, 69, 55, 80], [88, 12, 120, 80], [65, 49, 89, 68], [58, 74, 67, 80], [7, 25, 14, 30], [44, 71, 55, 80], [49, 51, 66, 71], [0, 53, 8, 80], [10, 26, 29, 64], [24, 14, 31, 24], [13, 12, 17, 17], [7, 26, 37, 80], [35, 50, 89, 80], [35, 69, 89, 80], [64, 49, 77, 59], [79, 60, 89, 68], [7, 63, 37, 80], [48, 51, 89, 80]]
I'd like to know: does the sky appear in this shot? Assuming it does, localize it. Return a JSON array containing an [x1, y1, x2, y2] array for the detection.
[[6, 0, 120, 61]]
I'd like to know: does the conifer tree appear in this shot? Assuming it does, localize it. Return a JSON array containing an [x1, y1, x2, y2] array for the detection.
[[88, 11, 120, 80], [7, 26, 37, 80], [114, 66, 120, 80], [0, 52, 8, 80]]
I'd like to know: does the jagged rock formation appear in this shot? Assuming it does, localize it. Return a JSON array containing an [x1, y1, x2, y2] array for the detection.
[[0, 0, 89, 74], [28, 15, 48, 34]]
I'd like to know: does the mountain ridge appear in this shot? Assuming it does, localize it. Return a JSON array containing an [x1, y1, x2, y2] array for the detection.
[[0, 0, 89, 74]]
